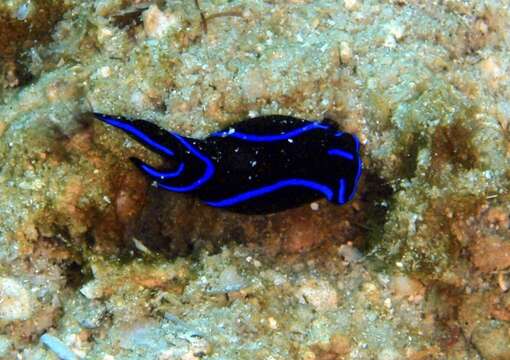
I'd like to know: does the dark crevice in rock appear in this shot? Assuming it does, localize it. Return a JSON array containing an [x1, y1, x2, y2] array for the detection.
[[358, 171, 394, 253], [120, 167, 394, 260], [63, 260, 91, 290]]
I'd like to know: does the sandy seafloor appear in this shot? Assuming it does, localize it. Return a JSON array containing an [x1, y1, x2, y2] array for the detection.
[[0, 0, 510, 359]]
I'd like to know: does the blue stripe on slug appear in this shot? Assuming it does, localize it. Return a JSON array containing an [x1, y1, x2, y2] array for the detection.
[[211, 123, 329, 142], [204, 178, 334, 207], [94, 113, 175, 157], [347, 135, 362, 201], [141, 162, 185, 179], [328, 148, 355, 161], [157, 132, 215, 192], [338, 178, 346, 204]]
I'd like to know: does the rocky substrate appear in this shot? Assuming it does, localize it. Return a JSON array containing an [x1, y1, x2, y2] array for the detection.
[[0, 0, 509, 359]]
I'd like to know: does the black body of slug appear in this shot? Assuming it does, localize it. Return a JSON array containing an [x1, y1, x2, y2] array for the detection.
[[94, 113, 362, 214]]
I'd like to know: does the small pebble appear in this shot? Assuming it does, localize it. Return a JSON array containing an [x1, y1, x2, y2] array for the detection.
[[384, 34, 397, 48], [384, 298, 392, 309], [486, 207, 509, 229], [388, 22, 405, 41], [310, 202, 319, 211], [340, 41, 352, 64], [344, 0, 359, 11], [0, 121, 6, 137], [143, 5, 179, 39], [16, 3, 30, 20], [76, 303, 107, 329], [296, 280, 338, 312], [97, 27, 114, 43], [389, 275, 425, 301], [130, 90, 149, 111], [0, 277, 33, 322], [241, 68, 267, 100], [498, 272, 510, 292], [40, 334, 78, 360], [268, 317, 278, 330], [98, 66, 112, 78], [480, 56, 504, 79], [338, 244, 363, 263], [80, 281, 103, 299], [208, 266, 246, 294]]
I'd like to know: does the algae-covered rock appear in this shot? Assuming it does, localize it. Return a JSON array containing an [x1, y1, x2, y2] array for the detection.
[[0, 0, 509, 358], [0, 0, 69, 92]]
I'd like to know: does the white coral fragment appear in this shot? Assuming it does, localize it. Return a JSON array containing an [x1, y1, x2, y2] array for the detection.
[[143, 5, 180, 40]]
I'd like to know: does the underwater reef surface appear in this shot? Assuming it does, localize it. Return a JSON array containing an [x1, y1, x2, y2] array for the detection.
[[0, 0, 509, 358]]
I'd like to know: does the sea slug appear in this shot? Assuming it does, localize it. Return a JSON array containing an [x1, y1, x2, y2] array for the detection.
[[95, 113, 362, 214]]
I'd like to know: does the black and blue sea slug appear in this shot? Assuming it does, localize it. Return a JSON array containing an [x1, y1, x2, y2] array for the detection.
[[94, 113, 362, 214]]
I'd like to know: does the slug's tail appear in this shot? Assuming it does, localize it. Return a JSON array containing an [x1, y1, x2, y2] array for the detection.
[[129, 157, 185, 180]]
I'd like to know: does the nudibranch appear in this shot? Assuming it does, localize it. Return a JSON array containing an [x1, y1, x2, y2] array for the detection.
[[94, 113, 362, 214]]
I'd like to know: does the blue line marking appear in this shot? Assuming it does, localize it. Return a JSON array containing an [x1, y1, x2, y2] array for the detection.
[[338, 178, 346, 204], [141, 162, 185, 179], [157, 133, 214, 192], [335, 131, 344, 137], [347, 135, 362, 201], [204, 179, 333, 207], [211, 123, 329, 142], [328, 148, 355, 161], [347, 157, 362, 201], [340, 135, 363, 201], [353, 133, 360, 152], [95, 114, 175, 157]]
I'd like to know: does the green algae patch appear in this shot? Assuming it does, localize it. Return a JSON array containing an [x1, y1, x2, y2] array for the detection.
[[430, 116, 479, 173], [0, 116, 149, 259], [0, 1, 68, 58], [367, 80, 509, 275], [0, 1, 69, 91]]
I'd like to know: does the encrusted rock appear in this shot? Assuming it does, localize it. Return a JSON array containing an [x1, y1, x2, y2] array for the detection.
[[143, 5, 180, 39], [0, 336, 12, 357], [471, 235, 510, 273], [0, 277, 33, 322], [389, 275, 425, 302], [207, 265, 246, 294], [296, 279, 338, 312]]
